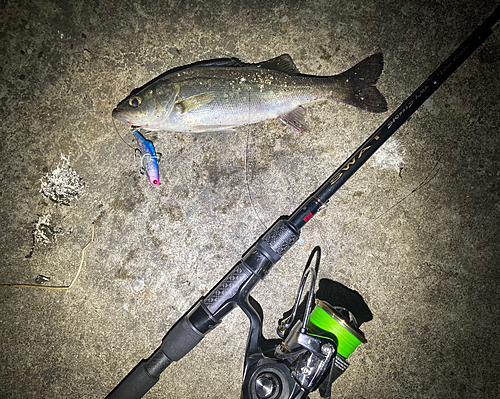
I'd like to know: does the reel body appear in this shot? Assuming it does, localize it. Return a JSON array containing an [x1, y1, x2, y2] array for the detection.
[[241, 247, 366, 399]]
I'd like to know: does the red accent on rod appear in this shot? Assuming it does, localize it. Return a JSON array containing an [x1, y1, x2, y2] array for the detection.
[[303, 212, 314, 223], [314, 197, 324, 206]]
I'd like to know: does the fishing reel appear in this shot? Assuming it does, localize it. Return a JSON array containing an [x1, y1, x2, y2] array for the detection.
[[240, 246, 367, 399]]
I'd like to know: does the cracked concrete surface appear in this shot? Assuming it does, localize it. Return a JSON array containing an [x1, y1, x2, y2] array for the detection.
[[1, 0, 499, 398]]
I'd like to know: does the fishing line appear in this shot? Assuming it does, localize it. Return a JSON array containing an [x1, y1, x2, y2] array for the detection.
[[371, 155, 442, 221], [244, 86, 267, 229], [112, 118, 155, 178], [112, 117, 136, 150], [0, 222, 95, 290], [329, 151, 442, 244], [244, 129, 267, 229]]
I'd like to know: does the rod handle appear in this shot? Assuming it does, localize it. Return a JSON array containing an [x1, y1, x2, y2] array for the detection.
[[105, 359, 160, 399]]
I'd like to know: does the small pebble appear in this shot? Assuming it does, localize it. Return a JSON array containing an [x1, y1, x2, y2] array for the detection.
[[424, 98, 434, 108], [133, 278, 145, 292]]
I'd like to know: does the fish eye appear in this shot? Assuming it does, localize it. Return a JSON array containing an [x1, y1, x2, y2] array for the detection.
[[129, 96, 142, 107]]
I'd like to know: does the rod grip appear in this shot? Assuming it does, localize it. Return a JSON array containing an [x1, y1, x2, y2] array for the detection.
[[105, 315, 205, 398], [161, 315, 205, 361], [105, 360, 160, 399]]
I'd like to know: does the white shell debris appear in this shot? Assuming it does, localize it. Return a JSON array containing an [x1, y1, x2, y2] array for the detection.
[[32, 214, 54, 246], [26, 213, 63, 258], [40, 154, 84, 205]]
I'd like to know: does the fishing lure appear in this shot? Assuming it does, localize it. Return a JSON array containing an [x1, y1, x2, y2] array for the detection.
[[133, 131, 160, 186]]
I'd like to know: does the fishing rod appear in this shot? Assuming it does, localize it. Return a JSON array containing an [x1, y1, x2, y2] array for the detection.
[[106, 6, 500, 399]]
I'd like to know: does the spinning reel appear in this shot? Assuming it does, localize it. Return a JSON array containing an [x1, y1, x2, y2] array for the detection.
[[241, 246, 366, 399]]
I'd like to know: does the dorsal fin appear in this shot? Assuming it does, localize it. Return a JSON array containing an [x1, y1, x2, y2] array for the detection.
[[129, 58, 250, 95], [192, 58, 249, 68], [257, 54, 300, 74]]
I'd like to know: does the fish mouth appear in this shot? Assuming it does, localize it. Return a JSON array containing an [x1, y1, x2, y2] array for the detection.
[[112, 108, 133, 124]]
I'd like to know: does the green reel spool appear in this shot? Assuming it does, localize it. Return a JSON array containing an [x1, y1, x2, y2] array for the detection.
[[306, 299, 367, 359]]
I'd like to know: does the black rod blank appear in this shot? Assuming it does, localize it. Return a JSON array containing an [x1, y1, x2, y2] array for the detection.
[[288, 6, 500, 230]]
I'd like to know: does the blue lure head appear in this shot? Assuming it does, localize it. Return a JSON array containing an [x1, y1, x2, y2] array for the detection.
[[133, 131, 160, 186]]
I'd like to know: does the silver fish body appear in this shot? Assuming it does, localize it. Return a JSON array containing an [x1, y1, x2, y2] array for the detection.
[[112, 54, 387, 132]]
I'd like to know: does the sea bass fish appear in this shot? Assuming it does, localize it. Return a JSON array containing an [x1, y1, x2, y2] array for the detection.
[[112, 54, 387, 133], [134, 131, 159, 186]]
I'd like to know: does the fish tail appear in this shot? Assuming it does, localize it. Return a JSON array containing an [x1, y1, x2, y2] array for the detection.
[[335, 53, 388, 113]]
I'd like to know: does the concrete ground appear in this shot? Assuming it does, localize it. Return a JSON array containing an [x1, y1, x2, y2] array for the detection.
[[1, 0, 499, 398]]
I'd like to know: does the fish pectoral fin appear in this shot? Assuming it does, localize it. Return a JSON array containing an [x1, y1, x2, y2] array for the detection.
[[277, 107, 308, 133], [175, 92, 215, 114], [257, 54, 299, 75]]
